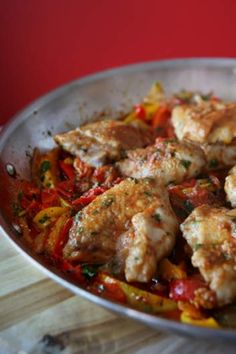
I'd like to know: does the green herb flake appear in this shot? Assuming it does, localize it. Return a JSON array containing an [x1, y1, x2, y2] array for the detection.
[[195, 243, 203, 251], [81, 264, 98, 280], [38, 214, 50, 224], [40, 175, 45, 182], [201, 93, 212, 101], [156, 126, 164, 134], [12, 202, 23, 217], [209, 158, 219, 169], [144, 191, 152, 197], [131, 177, 139, 184], [40, 160, 51, 174], [152, 213, 161, 222], [17, 191, 23, 201], [180, 159, 191, 170], [223, 253, 231, 261], [90, 231, 98, 237], [77, 226, 84, 235], [183, 200, 194, 213], [101, 195, 115, 208]]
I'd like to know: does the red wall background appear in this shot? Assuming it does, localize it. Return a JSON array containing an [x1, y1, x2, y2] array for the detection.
[[1, 0, 236, 124]]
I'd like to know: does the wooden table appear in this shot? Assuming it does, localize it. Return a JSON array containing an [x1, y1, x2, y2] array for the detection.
[[1, 231, 236, 354]]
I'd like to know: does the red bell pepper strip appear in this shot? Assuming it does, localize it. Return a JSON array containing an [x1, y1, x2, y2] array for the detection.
[[151, 106, 171, 129], [52, 217, 73, 259], [169, 278, 207, 302], [60, 260, 85, 283], [72, 186, 108, 206], [134, 104, 146, 120], [41, 188, 59, 208], [59, 160, 76, 180], [56, 179, 76, 199]]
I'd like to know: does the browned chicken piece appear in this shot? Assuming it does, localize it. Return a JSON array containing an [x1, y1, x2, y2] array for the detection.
[[54, 119, 154, 167], [171, 101, 236, 169], [63, 178, 178, 282], [171, 101, 236, 144], [181, 204, 236, 306], [117, 138, 205, 185], [201, 142, 236, 170], [225, 165, 236, 207]]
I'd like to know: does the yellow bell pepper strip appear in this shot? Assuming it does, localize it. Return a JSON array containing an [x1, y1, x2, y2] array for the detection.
[[177, 300, 205, 319], [123, 82, 165, 124], [180, 312, 220, 328], [31, 147, 60, 188], [45, 212, 72, 256], [33, 206, 68, 229], [143, 81, 165, 105], [158, 258, 187, 281], [124, 103, 159, 124], [98, 273, 177, 313]]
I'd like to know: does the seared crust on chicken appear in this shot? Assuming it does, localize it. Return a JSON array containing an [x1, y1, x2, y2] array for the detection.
[[181, 205, 236, 306], [225, 165, 236, 207], [117, 138, 205, 185], [64, 178, 178, 282], [202, 141, 236, 170], [171, 101, 236, 144], [125, 198, 178, 282], [54, 120, 154, 167]]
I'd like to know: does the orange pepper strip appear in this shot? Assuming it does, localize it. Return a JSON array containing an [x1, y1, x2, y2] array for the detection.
[[151, 105, 171, 129]]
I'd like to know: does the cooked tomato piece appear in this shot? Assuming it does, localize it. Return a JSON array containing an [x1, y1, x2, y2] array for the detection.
[[169, 278, 207, 302]]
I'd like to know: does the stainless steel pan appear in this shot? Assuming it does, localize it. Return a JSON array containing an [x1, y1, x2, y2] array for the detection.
[[1, 58, 236, 340]]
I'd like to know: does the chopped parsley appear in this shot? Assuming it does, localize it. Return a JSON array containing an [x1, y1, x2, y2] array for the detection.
[[201, 93, 212, 101], [77, 226, 84, 235], [17, 191, 23, 201], [209, 158, 219, 168], [223, 253, 231, 261], [183, 200, 194, 213], [152, 213, 161, 222], [144, 191, 152, 197], [180, 159, 191, 170], [194, 243, 203, 251], [81, 264, 99, 280], [92, 209, 99, 215], [12, 202, 23, 217], [40, 160, 51, 174], [130, 177, 139, 184], [38, 214, 50, 224], [101, 195, 115, 208]]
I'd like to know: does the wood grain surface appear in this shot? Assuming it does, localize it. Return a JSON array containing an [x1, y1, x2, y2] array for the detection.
[[1, 230, 236, 354]]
